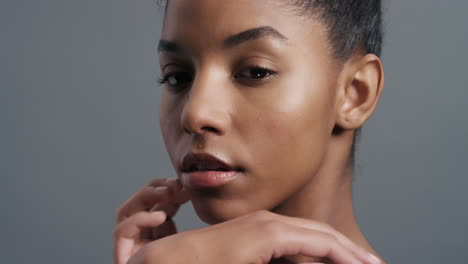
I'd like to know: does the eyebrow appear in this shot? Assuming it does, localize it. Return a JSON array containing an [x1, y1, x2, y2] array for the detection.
[[157, 26, 288, 53], [223, 26, 288, 48], [158, 40, 183, 53]]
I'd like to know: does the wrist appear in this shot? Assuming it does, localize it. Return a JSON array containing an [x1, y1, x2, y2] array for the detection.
[[142, 234, 197, 264]]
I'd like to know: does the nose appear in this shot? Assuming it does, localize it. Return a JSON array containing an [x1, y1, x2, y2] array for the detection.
[[180, 72, 231, 136]]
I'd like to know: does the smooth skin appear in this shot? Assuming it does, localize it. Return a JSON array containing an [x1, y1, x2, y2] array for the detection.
[[114, 0, 384, 263], [114, 179, 383, 264]]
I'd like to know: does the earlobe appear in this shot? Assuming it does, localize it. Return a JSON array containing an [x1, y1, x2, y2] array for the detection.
[[335, 54, 384, 130]]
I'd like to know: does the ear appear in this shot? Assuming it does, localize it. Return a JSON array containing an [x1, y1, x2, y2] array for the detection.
[[335, 54, 384, 130]]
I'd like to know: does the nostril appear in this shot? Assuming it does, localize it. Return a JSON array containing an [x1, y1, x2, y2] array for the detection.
[[183, 125, 220, 135], [201, 126, 219, 134], [180, 105, 228, 136]]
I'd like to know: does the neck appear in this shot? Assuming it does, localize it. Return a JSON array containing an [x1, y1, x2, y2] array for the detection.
[[272, 130, 380, 261]]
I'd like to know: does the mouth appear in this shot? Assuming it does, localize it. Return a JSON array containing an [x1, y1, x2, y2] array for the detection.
[[180, 153, 244, 188]]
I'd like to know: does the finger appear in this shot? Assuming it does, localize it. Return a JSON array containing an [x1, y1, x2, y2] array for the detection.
[[117, 177, 189, 222], [172, 185, 191, 204], [117, 185, 171, 222], [274, 214, 375, 263], [268, 226, 363, 264], [147, 178, 180, 195], [146, 177, 178, 188], [114, 211, 167, 239], [152, 219, 178, 239], [148, 179, 190, 218], [158, 178, 191, 205], [149, 202, 180, 239], [150, 199, 181, 218], [114, 211, 166, 264]]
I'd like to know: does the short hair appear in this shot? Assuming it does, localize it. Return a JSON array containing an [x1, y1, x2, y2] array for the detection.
[[288, 1, 383, 166], [158, 0, 383, 60], [288, 0, 383, 61]]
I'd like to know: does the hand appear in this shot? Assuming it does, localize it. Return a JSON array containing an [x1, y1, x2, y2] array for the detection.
[[128, 210, 382, 264], [113, 178, 190, 264]]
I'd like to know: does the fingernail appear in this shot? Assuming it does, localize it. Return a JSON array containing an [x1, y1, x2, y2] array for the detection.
[[367, 253, 381, 264], [154, 186, 169, 193]]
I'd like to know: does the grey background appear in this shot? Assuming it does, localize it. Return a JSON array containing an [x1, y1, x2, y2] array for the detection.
[[2, 0, 467, 263]]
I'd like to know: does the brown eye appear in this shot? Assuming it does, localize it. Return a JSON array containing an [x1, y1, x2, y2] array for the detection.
[[235, 66, 275, 80], [159, 71, 193, 93]]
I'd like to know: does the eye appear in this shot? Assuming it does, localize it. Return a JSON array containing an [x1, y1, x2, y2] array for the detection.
[[236, 66, 274, 79], [159, 71, 193, 93], [234, 66, 276, 84]]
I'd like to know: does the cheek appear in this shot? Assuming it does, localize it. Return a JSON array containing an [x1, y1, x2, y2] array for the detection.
[[238, 75, 336, 194], [159, 93, 183, 169], [251, 102, 331, 172]]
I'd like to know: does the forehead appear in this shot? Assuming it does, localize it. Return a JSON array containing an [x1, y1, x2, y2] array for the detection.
[[162, 0, 327, 51]]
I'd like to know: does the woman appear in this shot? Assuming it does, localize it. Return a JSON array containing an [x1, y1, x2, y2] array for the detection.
[[114, 0, 385, 263]]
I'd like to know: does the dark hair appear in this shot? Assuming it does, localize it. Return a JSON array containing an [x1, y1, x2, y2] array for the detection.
[[292, 1, 383, 166], [159, 0, 383, 60], [289, 0, 383, 61]]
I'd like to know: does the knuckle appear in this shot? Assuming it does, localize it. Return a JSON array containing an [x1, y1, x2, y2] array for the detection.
[[141, 187, 161, 206], [319, 222, 333, 230], [262, 220, 284, 242], [305, 219, 331, 231], [115, 205, 127, 222], [327, 240, 346, 260], [250, 210, 273, 220], [326, 237, 346, 258], [324, 231, 339, 244], [147, 178, 166, 187], [112, 226, 119, 237], [126, 211, 147, 225], [133, 211, 148, 219], [112, 222, 124, 238], [315, 230, 339, 248], [115, 205, 123, 215], [320, 223, 340, 237]]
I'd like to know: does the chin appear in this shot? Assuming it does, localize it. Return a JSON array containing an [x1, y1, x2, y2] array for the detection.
[[190, 195, 261, 225]]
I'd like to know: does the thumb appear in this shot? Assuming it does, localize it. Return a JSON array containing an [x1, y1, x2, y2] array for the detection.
[[115, 211, 167, 239]]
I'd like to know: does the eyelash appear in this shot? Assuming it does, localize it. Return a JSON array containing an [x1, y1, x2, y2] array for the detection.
[[235, 65, 276, 82], [158, 71, 193, 93], [158, 65, 276, 94]]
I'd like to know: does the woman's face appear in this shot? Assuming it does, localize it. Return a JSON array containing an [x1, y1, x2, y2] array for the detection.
[[159, 0, 341, 224]]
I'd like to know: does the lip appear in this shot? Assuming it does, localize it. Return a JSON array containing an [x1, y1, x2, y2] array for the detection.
[[180, 153, 243, 188]]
